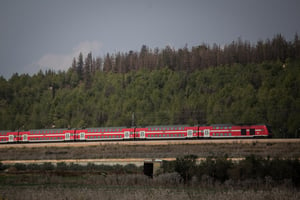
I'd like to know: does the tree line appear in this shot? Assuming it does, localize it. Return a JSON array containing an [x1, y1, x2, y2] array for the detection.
[[0, 34, 299, 137], [70, 33, 300, 78]]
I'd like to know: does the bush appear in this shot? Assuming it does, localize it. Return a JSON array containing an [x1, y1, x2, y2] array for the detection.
[[14, 163, 27, 171], [56, 162, 68, 171], [41, 162, 55, 171], [0, 162, 8, 171], [175, 155, 198, 184]]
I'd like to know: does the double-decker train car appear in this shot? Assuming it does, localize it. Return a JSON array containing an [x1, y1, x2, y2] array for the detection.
[[74, 127, 133, 141], [0, 130, 18, 143], [135, 125, 198, 140], [0, 124, 271, 144], [18, 129, 76, 142], [198, 124, 271, 138]]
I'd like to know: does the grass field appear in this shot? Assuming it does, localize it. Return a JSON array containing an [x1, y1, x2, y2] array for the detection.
[[0, 173, 299, 200]]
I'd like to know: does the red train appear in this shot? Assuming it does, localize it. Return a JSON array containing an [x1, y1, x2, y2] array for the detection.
[[0, 124, 271, 143]]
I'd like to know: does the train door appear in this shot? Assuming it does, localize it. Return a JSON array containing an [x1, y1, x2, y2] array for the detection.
[[241, 129, 247, 136], [139, 131, 145, 139], [124, 131, 130, 139], [8, 135, 14, 142], [80, 132, 85, 140], [65, 132, 70, 141], [23, 134, 28, 142], [187, 130, 193, 138], [204, 129, 210, 138], [250, 129, 255, 136]]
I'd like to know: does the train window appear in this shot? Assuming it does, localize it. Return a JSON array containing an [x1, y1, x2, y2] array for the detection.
[[250, 129, 255, 135]]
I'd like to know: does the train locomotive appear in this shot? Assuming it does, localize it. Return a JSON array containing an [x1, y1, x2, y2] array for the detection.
[[0, 124, 271, 144]]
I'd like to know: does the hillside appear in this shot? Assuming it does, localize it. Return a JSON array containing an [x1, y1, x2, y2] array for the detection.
[[0, 35, 299, 137]]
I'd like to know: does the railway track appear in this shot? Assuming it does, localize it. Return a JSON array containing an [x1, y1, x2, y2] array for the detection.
[[1, 138, 299, 148]]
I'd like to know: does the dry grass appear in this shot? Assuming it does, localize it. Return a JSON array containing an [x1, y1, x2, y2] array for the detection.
[[1, 185, 299, 200], [1, 172, 300, 200]]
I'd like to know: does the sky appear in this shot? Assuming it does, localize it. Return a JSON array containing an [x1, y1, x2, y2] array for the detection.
[[0, 0, 299, 79]]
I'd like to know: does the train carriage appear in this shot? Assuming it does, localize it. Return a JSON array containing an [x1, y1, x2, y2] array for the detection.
[[19, 129, 75, 142], [136, 125, 198, 140], [0, 130, 19, 143], [199, 124, 271, 138], [75, 127, 135, 141]]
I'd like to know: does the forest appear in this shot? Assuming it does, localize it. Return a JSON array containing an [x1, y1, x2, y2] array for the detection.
[[0, 34, 299, 137]]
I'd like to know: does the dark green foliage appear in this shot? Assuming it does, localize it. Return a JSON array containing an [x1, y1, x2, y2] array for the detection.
[[175, 155, 198, 183], [196, 157, 233, 183], [171, 155, 300, 186], [14, 163, 27, 171], [0, 35, 300, 137], [0, 162, 8, 171]]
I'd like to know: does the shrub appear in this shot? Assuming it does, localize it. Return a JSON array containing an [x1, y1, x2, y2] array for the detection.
[[41, 162, 55, 171], [14, 163, 27, 171], [175, 155, 198, 184], [56, 162, 68, 171]]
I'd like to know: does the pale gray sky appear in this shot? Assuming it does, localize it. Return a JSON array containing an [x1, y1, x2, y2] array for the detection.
[[1, 0, 299, 79]]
